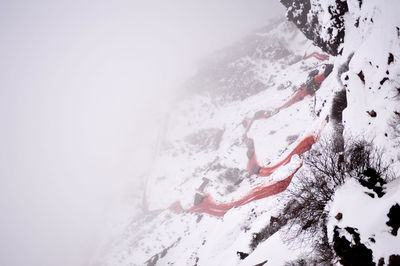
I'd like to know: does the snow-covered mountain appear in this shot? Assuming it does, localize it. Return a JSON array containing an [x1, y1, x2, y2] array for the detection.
[[93, 1, 400, 265]]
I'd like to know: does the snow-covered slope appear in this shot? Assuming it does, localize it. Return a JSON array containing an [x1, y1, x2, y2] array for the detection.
[[92, 1, 400, 265]]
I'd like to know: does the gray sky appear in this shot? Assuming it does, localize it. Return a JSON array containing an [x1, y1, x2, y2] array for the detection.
[[0, 1, 285, 265]]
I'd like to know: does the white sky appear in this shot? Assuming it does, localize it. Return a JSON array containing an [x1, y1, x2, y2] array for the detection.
[[0, 1, 285, 265]]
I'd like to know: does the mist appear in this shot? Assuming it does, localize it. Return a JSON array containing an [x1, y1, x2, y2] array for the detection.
[[0, 1, 284, 265]]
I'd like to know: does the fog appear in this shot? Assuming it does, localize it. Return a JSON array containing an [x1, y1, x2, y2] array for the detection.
[[0, 1, 284, 265]]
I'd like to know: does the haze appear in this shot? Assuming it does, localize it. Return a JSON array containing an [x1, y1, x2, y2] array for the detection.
[[0, 1, 284, 265]]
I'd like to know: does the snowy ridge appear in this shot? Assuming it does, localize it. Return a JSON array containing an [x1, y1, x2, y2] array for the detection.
[[93, 1, 400, 265], [93, 19, 331, 266]]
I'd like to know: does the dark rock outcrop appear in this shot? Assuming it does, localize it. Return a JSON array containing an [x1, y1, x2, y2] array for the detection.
[[386, 204, 400, 236], [280, 0, 348, 55], [333, 226, 374, 266]]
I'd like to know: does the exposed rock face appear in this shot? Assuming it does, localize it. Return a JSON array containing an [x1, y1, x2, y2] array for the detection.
[[386, 204, 400, 236], [333, 226, 374, 266], [280, 0, 348, 56]]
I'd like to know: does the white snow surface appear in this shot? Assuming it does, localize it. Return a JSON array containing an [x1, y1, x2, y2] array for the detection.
[[328, 178, 400, 264], [93, 1, 400, 264]]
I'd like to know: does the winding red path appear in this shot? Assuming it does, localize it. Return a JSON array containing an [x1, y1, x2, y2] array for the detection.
[[247, 134, 319, 177], [169, 161, 303, 217], [304, 51, 330, 61], [145, 53, 331, 217]]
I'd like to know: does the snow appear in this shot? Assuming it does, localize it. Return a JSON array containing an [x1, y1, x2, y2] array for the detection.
[[341, 0, 400, 172], [240, 230, 302, 266], [93, 1, 400, 264], [327, 178, 400, 263]]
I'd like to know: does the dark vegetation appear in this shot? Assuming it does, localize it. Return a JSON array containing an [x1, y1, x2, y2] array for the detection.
[[284, 258, 310, 266], [250, 135, 395, 265], [345, 140, 389, 197], [250, 214, 288, 250]]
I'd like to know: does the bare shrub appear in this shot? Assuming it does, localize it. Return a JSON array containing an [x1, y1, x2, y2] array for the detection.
[[345, 139, 392, 197], [250, 213, 288, 250], [249, 135, 394, 265], [278, 136, 393, 264], [284, 258, 311, 266]]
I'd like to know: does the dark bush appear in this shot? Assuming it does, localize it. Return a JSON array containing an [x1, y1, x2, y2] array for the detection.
[[249, 134, 395, 264], [284, 258, 310, 266], [277, 137, 393, 264], [345, 140, 391, 197], [250, 213, 288, 250], [358, 167, 386, 197]]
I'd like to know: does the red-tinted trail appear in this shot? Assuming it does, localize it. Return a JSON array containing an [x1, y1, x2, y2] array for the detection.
[[243, 66, 331, 178], [167, 117, 326, 217], [169, 161, 303, 217], [303, 51, 330, 61], [247, 134, 319, 177], [145, 58, 331, 217], [243, 70, 329, 136]]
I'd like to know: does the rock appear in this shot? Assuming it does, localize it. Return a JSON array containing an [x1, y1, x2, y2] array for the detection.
[[389, 255, 400, 266], [335, 212, 343, 221], [333, 226, 374, 266], [280, 0, 348, 55], [236, 251, 249, 260], [386, 204, 400, 236], [367, 110, 377, 117], [388, 53, 394, 65], [380, 77, 389, 85], [358, 71, 365, 84]]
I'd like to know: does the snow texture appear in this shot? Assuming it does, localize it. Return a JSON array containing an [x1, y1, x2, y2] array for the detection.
[[92, 1, 400, 264]]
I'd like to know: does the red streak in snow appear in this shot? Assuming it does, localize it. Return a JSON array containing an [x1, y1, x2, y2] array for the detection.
[[148, 56, 331, 217], [184, 162, 303, 217], [278, 85, 310, 111], [303, 52, 330, 61], [247, 135, 317, 177]]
